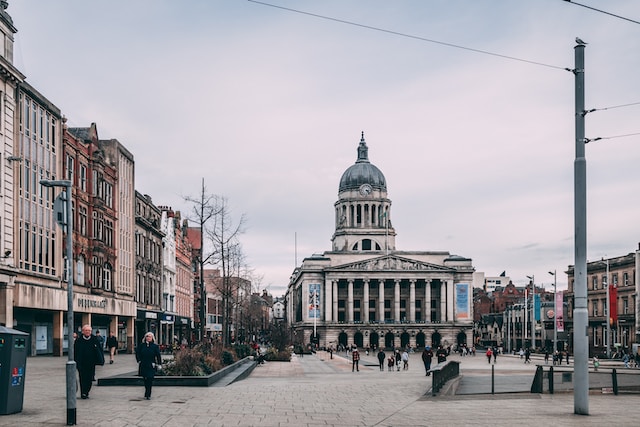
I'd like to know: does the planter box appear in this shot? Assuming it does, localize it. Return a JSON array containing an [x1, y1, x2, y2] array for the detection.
[[98, 356, 255, 387]]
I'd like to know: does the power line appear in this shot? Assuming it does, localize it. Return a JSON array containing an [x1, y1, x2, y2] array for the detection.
[[585, 101, 640, 114], [563, 1, 640, 26], [248, 0, 568, 71], [585, 132, 640, 143]]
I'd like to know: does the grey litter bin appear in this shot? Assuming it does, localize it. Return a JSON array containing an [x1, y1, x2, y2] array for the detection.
[[0, 326, 29, 415]]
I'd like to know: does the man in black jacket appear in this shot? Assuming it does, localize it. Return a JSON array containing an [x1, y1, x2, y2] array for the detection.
[[74, 324, 100, 399]]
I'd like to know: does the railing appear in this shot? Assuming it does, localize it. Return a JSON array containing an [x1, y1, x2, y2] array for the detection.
[[430, 360, 460, 396], [531, 364, 640, 394]]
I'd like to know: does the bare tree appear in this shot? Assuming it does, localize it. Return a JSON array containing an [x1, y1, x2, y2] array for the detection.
[[183, 179, 220, 341], [205, 196, 247, 346]]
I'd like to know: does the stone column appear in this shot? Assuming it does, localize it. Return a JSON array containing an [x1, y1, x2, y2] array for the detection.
[[394, 279, 400, 323], [52, 310, 63, 356], [363, 279, 370, 323], [126, 316, 135, 354], [447, 282, 454, 322], [333, 280, 338, 322], [0, 277, 14, 328], [440, 281, 447, 322], [409, 279, 416, 322], [425, 280, 431, 322], [378, 280, 385, 323], [324, 278, 332, 322], [348, 279, 354, 323]]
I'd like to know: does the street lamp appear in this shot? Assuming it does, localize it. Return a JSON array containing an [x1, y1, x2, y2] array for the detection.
[[549, 271, 557, 353], [527, 275, 535, 350], [40, 179, 75, 425], [602, 258, 610, 359]]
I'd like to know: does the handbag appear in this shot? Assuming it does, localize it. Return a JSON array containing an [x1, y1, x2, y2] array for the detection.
[[95, 343, 105, 366]]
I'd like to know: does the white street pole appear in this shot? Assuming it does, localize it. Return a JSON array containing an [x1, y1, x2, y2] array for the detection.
[[549, 270, 557, 353]]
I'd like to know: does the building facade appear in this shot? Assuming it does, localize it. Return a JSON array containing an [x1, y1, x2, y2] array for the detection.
[[134, 191, 164, 345], [566, 250, 639, 357], [286, 134, 475, 351]]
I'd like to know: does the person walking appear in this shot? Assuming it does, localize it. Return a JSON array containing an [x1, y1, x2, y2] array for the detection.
[[436, 346, 447, 364], [485, 347, 493, 363], [106, 332, 118, 364], [401, 349, 409, 370], [136, 332, 162, 400], [421, 346, 433, 376], [74, 324, 102, 399], [492, 346, 497, 363], [524, 348, 531, 364], [395, 349, 402, 371], [377, 349, 385, 371], [387, 355, 395, 371], [351, 347, 360, 372]]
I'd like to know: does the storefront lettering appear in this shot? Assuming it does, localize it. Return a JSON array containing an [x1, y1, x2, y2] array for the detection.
[[77, 298, 108, 309]]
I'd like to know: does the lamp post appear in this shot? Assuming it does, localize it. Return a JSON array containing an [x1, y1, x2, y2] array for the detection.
[[549, 271, 557, 353], [603, 258, 610, 359], [527, 275, 535, 350], [40, 179, 75, 425]]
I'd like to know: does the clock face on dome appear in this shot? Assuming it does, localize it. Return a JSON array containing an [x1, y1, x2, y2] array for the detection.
[[359, 184, 372, 196]]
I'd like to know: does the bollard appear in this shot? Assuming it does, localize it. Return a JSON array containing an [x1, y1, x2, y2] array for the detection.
[[491, 364, 495, 394], [612, 368, 618, 395], [549, 366, 554, 394], [531, 366, 543, 393]]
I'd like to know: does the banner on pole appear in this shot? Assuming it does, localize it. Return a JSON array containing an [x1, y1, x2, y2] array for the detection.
[[455, 283, 470, 320], [308, 284, 321, 319]]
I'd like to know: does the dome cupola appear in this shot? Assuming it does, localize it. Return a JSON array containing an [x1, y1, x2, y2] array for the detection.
[[338, 132, 386, 194]]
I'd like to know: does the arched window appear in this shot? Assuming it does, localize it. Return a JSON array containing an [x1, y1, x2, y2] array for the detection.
[[103, 263, 112, 291]]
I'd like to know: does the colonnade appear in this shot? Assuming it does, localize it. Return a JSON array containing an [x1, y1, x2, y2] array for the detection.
[[321, 278, 453, 324]]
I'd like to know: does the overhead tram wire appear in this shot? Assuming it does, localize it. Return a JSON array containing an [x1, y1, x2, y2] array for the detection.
[[562, 0, 640, 26], [248, 0, 568, 72], [585, 132, 640, 144], [583, 101, 640, 115]]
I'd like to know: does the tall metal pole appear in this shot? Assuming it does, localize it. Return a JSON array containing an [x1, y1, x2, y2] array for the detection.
[[605, 258, 610, 359], [41, 179, 75, 425], [65, 183, 75, 425], [573, 39, 589, 415], [549, 270, 558, 353], [529, 275, 535, 349]]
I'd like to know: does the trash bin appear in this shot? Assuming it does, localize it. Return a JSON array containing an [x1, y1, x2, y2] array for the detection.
[[0, 326, 29, 415]]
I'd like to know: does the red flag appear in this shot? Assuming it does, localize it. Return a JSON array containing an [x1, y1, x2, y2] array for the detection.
[[609, 285, 618, 325]]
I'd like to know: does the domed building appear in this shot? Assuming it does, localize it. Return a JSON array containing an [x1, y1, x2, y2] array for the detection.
[[286, 133, 476, 351]]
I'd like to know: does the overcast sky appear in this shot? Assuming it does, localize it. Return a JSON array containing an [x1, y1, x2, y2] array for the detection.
[[9, 1, 640, 296]]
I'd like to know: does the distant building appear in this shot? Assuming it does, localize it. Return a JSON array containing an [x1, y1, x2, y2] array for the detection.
[[567, 249, 639, 356], [286, 134, 476, 351]]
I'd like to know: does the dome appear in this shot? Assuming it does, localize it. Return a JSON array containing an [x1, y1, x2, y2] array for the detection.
[[338, 133, 387, 193]]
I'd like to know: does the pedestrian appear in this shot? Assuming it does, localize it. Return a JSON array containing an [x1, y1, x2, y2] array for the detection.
[[623, 353, 630, 368], [74, 324, 102, 399], [565, 351, 570, 365], [351, 347, 360, 372], [492, 347, 497, 363], [402, 349, 409, 370], [524, 348, 531, 364], [106, 331, 118, 364], [485, 347, 493, 363], [136, 331, 162, 400], [387, 355, 394, 371], [95, 330, 105, 350], [395, 349, 402, 371], [422, 346, 433, 376], [377, 348, 386, 371], [593, 355, 600, 371], [544, 350, 549, 364], [519, 348, 524, 359], [436, 346, 447, 364]]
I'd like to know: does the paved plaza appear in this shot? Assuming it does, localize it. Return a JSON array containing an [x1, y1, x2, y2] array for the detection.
[[2, 350, 639, 426]]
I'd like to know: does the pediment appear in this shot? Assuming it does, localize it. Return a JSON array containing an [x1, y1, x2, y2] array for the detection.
[[330, 255, 451, 272]]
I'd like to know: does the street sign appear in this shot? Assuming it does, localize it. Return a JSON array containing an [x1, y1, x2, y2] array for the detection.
[[53, 192, 67, 230]]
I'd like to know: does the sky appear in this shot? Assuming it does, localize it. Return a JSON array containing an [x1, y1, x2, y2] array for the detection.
[[8, 0, 640, 296]]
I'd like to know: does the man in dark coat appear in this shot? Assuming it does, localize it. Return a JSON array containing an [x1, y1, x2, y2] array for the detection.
[[74, 324, 100, 399], [422, 346, 434, 376], [377, 349, 386, 371], [436, 346, 447, 364]]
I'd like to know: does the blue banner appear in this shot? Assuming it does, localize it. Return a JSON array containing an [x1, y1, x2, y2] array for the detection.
[[308, 284, 321, 319], [455, 283, 469, 320]]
